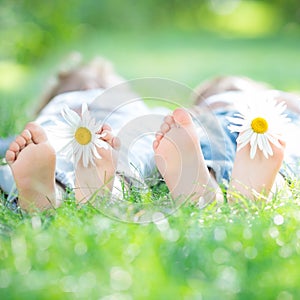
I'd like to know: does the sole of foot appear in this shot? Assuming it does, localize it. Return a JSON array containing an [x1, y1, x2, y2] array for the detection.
[[5, 122, 57, 211], [75, 124, 120, 203], [153, 108, 220, 206], [228, 138, 286, 201]]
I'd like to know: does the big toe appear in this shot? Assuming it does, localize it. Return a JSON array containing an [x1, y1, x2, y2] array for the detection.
[[173, 108, 193, 126], [25, 122, 48, 144]]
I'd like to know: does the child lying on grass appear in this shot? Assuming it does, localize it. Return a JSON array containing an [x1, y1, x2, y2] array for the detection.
[[1, 55, 300, 212]]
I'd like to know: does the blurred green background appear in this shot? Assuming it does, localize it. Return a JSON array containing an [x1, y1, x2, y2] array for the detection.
[[1, 0, 300, 134]]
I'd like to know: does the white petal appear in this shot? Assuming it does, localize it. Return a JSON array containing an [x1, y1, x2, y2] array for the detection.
[[260, 138, 270, 158], [58, 140, 73, 155], [98, 132, 107, 138], [82, 147, 90, 168], [74, 149, 81, 168], [81, 103, 88, 115], [92, 146, 101, 159], [95, 139, 109, 150], [266, 133, 282, 148], [250, 132, 258, 147], [237, 142, 247, 152], [227, 116, 245, 125], [72, 142, 81, 157], [257, 134, 263, 150], [237, 129, 252, 144], [250, 142, 257, 159], [228, 125, 243, 133], [264, 138, 273, 156], [62, 105, 80, 126]]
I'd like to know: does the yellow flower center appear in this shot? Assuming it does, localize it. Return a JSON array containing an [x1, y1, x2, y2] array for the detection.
[[251, 117, 268, 134], [75, 127, 92, 145]]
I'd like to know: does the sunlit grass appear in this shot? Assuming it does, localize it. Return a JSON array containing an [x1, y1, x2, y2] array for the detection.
[[1, 183, 300, 299]]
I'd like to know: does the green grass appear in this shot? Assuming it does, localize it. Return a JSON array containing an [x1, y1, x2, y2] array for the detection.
[[1, 185, 300, 299], [1, 30, 300, 299]]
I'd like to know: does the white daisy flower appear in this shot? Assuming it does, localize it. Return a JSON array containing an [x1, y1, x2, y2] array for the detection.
[[54, 103, 108, 168], [228, 97, 290, 159]]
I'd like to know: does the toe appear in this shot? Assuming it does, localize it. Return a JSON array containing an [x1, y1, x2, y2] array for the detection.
[[155, 131, 164, 141], [279, 138, 286, 149], [173, 108, 193, 126], [153, 140, 159, 150], [102, 124, 112, 131], [160, 122, 170, 134], [25, 122, 48, 144], [101, 130, 121, 150], [155, 132, 163, 142], [153, 131, 164, 150], [21, 129, 32, 144], [15, 135, 27, 150], [5, 150, 16, 164], [112, 137, 120, 150], [164, 115, 174, 126], [101, 130, 114, 144], [9, 141, 20, 153], [97, 124, 111, 135]]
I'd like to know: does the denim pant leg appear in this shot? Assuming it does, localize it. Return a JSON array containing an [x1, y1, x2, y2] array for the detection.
[[0, 136, 17, 200], [195, 109, 238, 185], [0, 136, 15, 158], [280, 110, 300, 180]]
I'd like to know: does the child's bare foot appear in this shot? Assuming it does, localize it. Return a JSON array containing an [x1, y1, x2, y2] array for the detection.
[[153, 108, 221, 206], [229, 138, 285, 201], [75, 124, 120, 202], [5, 122, 57, 211]]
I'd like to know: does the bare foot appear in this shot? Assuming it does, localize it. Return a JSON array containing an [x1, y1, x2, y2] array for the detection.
[[153, 108, 221, 206], [75, 124, 120, 203], [5, 122, 57, 211], [229, 138, 285, 201]]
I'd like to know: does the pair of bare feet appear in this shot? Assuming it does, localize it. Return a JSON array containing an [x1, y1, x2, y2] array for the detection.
[[5, 122, 119, 211], [5, 108, 285, 212], [154, 109, 285, 204]]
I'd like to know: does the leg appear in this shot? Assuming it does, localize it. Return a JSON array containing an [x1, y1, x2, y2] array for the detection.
[[75, 124, 120, 203], [228, 137, 285, 201], [153, 108, 221, 206], [5, 123, 57, 211]]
